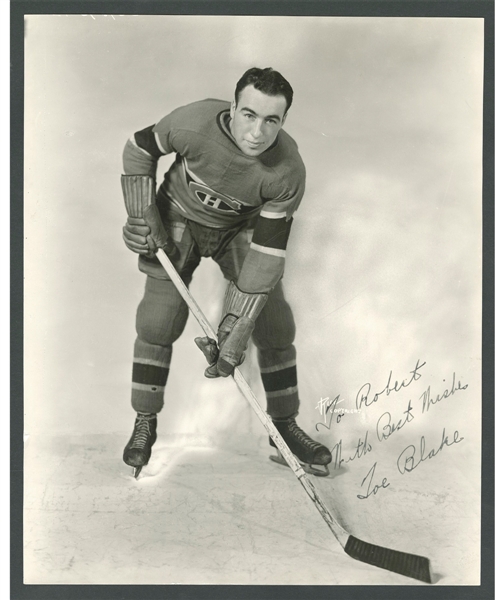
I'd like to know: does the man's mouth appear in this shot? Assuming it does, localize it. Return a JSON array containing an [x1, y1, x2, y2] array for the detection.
[[246, 140, 262, 148]]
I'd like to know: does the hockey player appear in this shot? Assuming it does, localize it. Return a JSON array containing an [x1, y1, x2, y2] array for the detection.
[[121, 67, 332, 477]]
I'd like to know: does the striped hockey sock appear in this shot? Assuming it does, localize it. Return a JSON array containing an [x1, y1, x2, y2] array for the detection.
[[131, 338, 172, 414], [258, 346, 300, 419]]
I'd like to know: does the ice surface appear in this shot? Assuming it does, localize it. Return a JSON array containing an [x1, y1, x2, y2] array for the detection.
[[24, 430, 479, 585]]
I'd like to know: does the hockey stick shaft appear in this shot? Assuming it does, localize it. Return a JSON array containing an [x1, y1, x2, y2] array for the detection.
[[154, 247, 432, 583]]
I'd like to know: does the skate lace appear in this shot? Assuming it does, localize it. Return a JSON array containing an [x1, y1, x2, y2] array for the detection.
[[288, 420, 322, 450], [130, 415, 154, 450]]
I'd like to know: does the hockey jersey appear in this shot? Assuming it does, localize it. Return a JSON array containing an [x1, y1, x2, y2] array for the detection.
[[123, 98, 306, 291]]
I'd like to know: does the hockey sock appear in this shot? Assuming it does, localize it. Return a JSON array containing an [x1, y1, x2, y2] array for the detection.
[[258, 346, 300, 419], [131, 338, 172, 414]]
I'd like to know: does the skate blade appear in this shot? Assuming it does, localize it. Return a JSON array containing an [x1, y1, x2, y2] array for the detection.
[[132, 466, 143, 479], [269, 452, 330, 477]]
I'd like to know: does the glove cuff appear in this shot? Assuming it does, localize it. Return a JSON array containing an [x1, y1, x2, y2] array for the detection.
[[221, 281, 268, 324], [121, 174, 156, 218]]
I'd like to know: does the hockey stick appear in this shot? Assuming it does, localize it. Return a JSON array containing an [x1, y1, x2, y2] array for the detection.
[[153, 247, 432, 584], [122, 177, 432, 583]]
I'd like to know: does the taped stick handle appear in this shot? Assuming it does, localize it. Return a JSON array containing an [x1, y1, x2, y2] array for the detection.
[[154, 247, 349, 547]]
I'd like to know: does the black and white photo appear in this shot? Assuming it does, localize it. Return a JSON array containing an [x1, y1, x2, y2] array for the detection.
[[19, 9, 488, 591]]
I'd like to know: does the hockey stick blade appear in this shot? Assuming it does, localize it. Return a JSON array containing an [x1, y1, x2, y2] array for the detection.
[[344, 535, 432, 583]]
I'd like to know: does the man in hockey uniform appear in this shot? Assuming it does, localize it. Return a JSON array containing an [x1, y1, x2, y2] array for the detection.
[[121, 67, 332, 477]]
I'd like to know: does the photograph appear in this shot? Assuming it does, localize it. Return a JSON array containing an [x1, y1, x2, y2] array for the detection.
[[19, 8, 487, 592]]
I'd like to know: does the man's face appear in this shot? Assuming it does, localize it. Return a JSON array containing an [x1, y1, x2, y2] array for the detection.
[[229, 85, 288, 157]]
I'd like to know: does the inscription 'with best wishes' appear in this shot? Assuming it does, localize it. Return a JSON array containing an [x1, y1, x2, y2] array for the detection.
[[312, 360, 469, 500]]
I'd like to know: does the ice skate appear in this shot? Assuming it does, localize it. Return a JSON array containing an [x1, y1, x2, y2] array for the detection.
[[123, 412, 157, 478], [269, 417, 332, 477]]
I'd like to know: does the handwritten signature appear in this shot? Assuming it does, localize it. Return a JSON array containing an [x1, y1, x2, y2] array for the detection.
[[310, 361, 469, 502], [355, 358, 426, 411], [331, 431, 372, 470], [357, 462, 390, 500], [421, 373, 468, 413], [397, 427, 464, 474], [376, 399, 415, 442]]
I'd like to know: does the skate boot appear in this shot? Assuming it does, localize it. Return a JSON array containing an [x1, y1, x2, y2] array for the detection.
[[123, 412, 157, 479], [269, 417, 332, 477]]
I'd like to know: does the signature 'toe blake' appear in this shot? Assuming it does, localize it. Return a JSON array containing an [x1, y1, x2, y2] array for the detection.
[[397, 427, 464, 474]]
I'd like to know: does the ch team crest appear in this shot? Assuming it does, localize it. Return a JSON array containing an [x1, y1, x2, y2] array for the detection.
[[182, 158, 254, 215]]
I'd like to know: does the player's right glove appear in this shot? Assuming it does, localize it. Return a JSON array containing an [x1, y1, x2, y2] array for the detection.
[[121, 174, 179, 260], [123, 216, 155, 255]]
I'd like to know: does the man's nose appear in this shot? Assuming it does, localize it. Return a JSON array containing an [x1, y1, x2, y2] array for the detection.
[[250, 119, 263, 138]]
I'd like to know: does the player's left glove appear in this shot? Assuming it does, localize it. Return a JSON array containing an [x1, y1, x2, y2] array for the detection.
[[195, 281, 268, 378]]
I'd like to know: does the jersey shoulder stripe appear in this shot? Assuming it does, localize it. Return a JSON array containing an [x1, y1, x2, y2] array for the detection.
[[134, 125, 164, 159]]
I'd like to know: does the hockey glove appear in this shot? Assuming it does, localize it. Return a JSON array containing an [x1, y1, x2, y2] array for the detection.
[[121, 174, 178, 260], [195, 281, 268, 378], [123, 216, 155, 255]]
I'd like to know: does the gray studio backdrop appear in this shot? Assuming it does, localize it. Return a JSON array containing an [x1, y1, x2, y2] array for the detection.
[[24, 15, 482, 567]]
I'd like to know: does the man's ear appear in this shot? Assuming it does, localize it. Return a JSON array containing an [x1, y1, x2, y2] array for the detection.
[[230, 100, 236, 119], [281, 111, 288, 126]]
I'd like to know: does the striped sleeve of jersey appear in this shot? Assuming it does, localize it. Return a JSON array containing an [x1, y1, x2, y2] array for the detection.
[[236, 210, 293, 292], [134, 125, 166, 159], [250, 210, 293, 258], [131, 125, 171, 160], [122, 118, 176, 175]]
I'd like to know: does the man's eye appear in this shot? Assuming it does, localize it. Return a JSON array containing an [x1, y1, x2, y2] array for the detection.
[[244, 113, 254, 119], [266, 119, 277, 125]]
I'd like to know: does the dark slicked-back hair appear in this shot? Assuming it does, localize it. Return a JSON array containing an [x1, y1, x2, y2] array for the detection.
[[235, 67, 294, 114]]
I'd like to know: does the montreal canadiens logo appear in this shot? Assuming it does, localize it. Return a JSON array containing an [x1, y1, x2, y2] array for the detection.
[[182, 158, 254, 215], [190, 182, 242, 213]]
